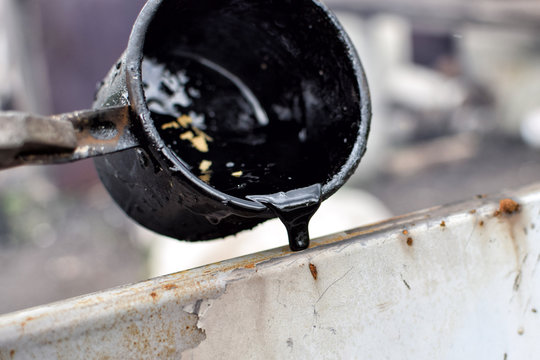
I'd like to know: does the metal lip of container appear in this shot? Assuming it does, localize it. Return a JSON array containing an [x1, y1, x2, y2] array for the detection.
[[123, 0, 371, 212]]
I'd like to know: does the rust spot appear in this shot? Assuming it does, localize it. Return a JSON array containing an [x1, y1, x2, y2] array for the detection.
[[469, 209, 477, 214], [244, 263, 256, 269], [495, 198, 520, 216], [406, 237, 413, 246], [186, 326, 190, 330], [20, 316, 36, 330], [10, 349, 15, 357], [402, 230, 409, 235], [440, 221, 446, 227], [162, 284, 177, 290], [479, 220, 484, 227], [309, 263, 318, 280], [150, 292, 158, 300]]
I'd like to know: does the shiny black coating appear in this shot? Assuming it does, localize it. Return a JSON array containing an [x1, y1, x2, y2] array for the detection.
[[93, 0, 371, 242]]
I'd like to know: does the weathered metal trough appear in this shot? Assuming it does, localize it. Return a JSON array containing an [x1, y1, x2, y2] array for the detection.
[[1, 184, 539, 359]]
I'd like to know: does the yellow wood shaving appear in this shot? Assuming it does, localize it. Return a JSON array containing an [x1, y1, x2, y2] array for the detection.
[[192, 126, 213, 141], [192, 135, 209, 152], [177, 115, 192, 127], [161, 121, 180, 130], [231, 171, 243, 177], [180, 131, 194, 140], [199, 173, 211, 183], [199, 160, 212, 173]]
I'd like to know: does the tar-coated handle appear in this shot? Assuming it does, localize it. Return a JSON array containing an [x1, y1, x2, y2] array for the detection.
[[0, 105, 138, 169]]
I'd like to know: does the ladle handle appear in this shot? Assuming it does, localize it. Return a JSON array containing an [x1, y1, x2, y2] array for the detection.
[[0, 105, 138, 169]]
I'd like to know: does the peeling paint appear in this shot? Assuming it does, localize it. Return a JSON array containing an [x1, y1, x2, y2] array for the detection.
[[0, 268, 230, 359]]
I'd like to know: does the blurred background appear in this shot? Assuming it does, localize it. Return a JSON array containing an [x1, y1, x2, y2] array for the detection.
[[2, 0, 540, 314]]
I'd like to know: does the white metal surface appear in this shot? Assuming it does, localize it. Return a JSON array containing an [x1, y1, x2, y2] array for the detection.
[[1, 184, 540, 359]]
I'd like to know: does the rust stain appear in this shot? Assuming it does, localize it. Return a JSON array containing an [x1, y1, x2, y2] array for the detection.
[[20, 316, 36, 330], [494, 198, 520, 217], [402, 230, 409, 235], [316, 206, 458, 250], [162, 284, 178, 291], [406, 237, 413, 246], [479, 220, 484, 227], [183, 241, 309, 276], [440, 221, 446, 227], [469, 209, 476, 214], [75, 296, 105, 307], [150, 292, 158, 300], [495, 198, 527, 294], [315, 219, 418, 249], [197, 251, 280, 275], [309, 263, 318, 280], [10, 349, 15, 358], [313, 234, 349, 247]]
